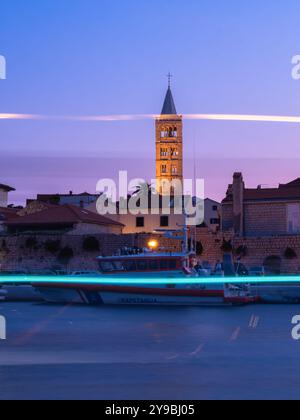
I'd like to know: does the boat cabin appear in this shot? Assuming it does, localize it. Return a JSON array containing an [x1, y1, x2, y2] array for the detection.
[[97, 254, 186, 274]]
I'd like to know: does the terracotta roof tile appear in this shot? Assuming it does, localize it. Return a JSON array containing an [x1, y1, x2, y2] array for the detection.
[[222, 181, 300, 204], [0, 207, 19, 221], [5, 204, 124, 227]]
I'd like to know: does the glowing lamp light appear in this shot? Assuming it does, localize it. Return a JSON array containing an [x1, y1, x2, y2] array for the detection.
[[148, 240, 158, 250]]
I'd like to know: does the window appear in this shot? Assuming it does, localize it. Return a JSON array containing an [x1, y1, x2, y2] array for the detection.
[[149, 260, 159, 270], [160, 216, 169, 227], [171, 148, 178, 157], [99, 262, 114, 273], [160, 148, 168, 157], [161, 127, 178, 138], [136, 260, 148, 271], [212, 205, 218, 212], [171, 165, 178, 174], [123, 260, 137, 272], [169, 260, 177, 269], [161, 165, 167, 174], [136, 217, 145, 228], [160, 260, 169, 270]]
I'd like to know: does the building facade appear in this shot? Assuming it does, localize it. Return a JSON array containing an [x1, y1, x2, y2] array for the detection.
[[222, 173, 300, 237], [0, 184, 15, 208], [204, 198, 221, 232], [5, 204, 124, 235], [87, 193, 185, 235]]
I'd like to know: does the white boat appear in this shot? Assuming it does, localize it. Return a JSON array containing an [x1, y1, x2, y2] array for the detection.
[[34, 252, 257, 306]]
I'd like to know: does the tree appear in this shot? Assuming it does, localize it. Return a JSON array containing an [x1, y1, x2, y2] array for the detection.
[[221, 238, 233, 253], [235, 245, 247, 258], [284, 247, 297, 260], [82, 236, 100, 252], [44, 239, 61, 255], [57, 246, 74, 265], [25, 237, 38, 249]]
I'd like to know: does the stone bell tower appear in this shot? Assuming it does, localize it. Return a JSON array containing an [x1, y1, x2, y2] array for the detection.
[[155, 76, 183, 195]]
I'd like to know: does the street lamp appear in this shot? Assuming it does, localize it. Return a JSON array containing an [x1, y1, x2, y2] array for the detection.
[[148, 239, 158, 251]]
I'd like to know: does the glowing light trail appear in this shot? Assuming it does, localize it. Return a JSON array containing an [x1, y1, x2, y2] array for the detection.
[[0, 113, 42, 120], [2, 113, 300, 124], [1, 275, 300, 286]]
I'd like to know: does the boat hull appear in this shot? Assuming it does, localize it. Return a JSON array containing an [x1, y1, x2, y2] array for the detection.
[[35, 282, 255, 306]]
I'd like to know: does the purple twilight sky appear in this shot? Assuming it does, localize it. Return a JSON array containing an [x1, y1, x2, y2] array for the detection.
[[1, 0, 300, 205]]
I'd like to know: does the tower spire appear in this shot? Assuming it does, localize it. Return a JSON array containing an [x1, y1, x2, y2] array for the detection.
[[161, 73, 177, 115], [156, 79, 183, 195]]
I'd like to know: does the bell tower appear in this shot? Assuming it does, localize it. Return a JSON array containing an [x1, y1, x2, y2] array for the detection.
[[156, 76, 183, 195]]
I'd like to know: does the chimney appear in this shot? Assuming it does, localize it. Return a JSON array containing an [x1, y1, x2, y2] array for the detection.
[[232, 172, 244, 236]]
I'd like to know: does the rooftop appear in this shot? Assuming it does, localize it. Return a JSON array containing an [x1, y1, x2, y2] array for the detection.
[[161, 87, 177, 115], [223, 178, 300, 203], [0, 184, 15, 192], [6, 204, 124, 227], [0, 207, 19, 222]]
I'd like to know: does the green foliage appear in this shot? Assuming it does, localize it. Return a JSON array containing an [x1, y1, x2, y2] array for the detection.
[[25, 237, 38, 249], [82, 236, 100, 252], [44, 239, 61, 255], [284, 247, 297, 260], [235, 245, 247, 258], [57, 246, 74, 265], [221, 238, 233, 253]]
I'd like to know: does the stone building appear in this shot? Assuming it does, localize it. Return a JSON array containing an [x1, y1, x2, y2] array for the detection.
[[222, 173, 300, 237], [87, 191, 186, 235], [204, 198, 221, 232], [221, 173, 300, 274], [5, 204, 124, 235], [156, 81, 183, 195], [0, 183, 15, 208]]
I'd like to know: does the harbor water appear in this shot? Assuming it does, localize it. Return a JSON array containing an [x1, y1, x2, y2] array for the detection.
[[0, 302, 300, 400]]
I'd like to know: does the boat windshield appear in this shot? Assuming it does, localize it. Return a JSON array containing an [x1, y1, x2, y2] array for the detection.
[[99, 258, 178, 273]]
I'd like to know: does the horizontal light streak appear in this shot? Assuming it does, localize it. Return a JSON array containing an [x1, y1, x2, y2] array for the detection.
[[0, 113, 42, 120], [1, 275, 300, 285], [2, 113, 300, 123]]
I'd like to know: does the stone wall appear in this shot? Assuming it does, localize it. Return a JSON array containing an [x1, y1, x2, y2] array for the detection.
[[2, 229, 300, 274], [195, 228, 300, 274], [221, 203, 234, 231], [222, 200, 289, 237], [195, 227, 224, 265], [233, 235, 300, 274], [0, 233, 180, 274], [244, 202, 287, 237]]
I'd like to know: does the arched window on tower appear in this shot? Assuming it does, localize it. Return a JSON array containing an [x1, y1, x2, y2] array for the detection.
[[160, 127, 178, 138], [171, 147, 178, 157], [161, 164, 167, 174]]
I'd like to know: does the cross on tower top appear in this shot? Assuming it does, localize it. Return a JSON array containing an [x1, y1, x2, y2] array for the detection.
[[167, 72, 173, 89]]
